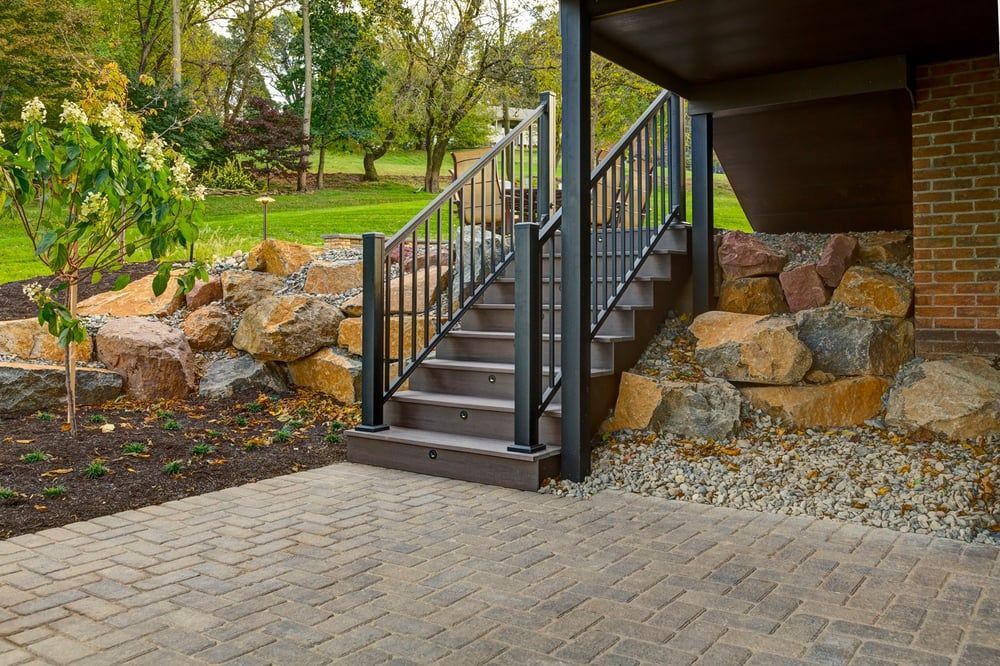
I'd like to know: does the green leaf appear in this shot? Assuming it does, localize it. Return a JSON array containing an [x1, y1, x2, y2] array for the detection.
[[152, 270, 170, 297], [90, 271, 103, 285], [112, 274, 131, 291]]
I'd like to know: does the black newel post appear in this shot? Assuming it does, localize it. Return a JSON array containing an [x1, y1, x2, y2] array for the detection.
[[359, 232, 388, 432]]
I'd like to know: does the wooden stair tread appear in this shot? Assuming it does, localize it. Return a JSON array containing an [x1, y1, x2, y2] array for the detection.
[[348, 426, 559, 462], [390, 390, 562, 417], [470, 302, 653, 312], [446, 329, 632, 343], [420, 358, 614, 377]]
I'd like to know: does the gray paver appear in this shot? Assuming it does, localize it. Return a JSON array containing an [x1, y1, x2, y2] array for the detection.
[[0, 463, 997, 665]]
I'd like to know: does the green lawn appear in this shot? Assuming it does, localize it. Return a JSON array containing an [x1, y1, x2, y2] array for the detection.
[[0, 152, 748, 284]]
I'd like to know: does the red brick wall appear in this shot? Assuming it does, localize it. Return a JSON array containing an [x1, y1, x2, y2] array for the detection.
[[912, 55, 1000, 356]]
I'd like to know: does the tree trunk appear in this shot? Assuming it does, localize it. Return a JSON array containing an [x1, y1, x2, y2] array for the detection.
[[363, 153, 379, 182], [64, 277, 79, 438], [424, 140, 449, 193], [171, 0, 182, 87], [316, 143, 326, 189], [298, 0, 312, 192]]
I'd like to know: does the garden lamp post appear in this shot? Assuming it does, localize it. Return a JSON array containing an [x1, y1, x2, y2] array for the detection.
[[256, 196, 275, 240]]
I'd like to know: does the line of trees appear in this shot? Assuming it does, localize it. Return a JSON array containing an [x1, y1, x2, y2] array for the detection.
[[0, 0, 660, 193]]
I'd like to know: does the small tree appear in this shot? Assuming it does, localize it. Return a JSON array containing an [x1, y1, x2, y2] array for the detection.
[[0, 97, 205, 437], [223, 96, 306, 190]]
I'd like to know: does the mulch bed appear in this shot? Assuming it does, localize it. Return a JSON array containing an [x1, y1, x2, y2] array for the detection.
[[0, 262, 159, 321], [0, 390, 357, 539]]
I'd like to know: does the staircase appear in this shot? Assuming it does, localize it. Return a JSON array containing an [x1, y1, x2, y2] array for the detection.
[[346, 92, 691, 490]]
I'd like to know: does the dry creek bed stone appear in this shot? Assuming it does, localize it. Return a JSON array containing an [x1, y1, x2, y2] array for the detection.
[[542, 316, 1000, 545]]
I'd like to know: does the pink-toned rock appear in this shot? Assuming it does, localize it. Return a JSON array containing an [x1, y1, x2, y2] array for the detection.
[[181, 305, 233, 352], [717, 232, 787, 279], [96, 318, 196, 401], [815, 234, 859, 288], [185, 276, 223, 309], [779, 264, 830, 312]]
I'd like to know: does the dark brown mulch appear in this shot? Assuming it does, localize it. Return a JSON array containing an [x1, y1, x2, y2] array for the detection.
[[0, 390, 357, 539], [0, 262, 159, 321]]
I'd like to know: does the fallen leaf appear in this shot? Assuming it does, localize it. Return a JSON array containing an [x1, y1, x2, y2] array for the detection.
[[100, 424, 115, 433], [40, 468, 73, 477], [15, 439, 34, 444], [33, 505, 48, 512]]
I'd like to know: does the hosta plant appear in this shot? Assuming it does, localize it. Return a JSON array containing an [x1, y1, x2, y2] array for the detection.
[[0, 97, 207, 436]]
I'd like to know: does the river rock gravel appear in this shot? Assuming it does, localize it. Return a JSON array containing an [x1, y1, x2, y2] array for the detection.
[[542, 318, 999, 545]]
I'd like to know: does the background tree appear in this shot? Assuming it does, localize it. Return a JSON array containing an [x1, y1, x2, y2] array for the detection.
[[223, 96, 305, 189], [297, 0, 312, 191]]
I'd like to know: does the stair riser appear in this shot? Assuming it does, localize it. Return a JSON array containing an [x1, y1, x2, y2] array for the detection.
[[460, 307, 636, 337], [482, 279, 655, 307], [435, 335, 616, 368], [385, 400, 562, 445], [498, 253, 673, 281], [346, 435, 559, 491], [410, 366, 564, 403], [549, 226, 688, 254]]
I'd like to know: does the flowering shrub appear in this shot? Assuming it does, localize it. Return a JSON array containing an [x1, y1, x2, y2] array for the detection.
[[0, 97, 207, 435]]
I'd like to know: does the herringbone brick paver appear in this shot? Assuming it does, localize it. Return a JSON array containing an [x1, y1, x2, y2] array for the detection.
[[1, 463, 998, 664]]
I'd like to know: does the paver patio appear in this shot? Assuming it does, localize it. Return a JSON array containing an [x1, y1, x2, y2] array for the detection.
[[0, 463, 997, 665]]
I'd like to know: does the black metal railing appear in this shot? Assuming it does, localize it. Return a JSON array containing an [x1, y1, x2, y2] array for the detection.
[[511, 91, 685, 451], [359, 92, 557, 431]]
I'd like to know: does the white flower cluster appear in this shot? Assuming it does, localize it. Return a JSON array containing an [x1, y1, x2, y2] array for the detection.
[[59, 101, 88, 126], [171, 154, 193, 188], [0, 129, 5, 144], [142, 136, 166, 171], [22, 282, 50, 305], [191, 184, 207, 201], [96, 103, 141, 150], [80, 191, 108, 219], [21, 97, 46, 124]]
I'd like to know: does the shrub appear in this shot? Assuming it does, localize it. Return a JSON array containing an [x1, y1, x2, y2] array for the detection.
[[199, 158, 258, 192], [272, 428, 292, 444]]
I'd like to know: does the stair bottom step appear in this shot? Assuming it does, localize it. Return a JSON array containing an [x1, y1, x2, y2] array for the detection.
[[346, 427, 560, 491]]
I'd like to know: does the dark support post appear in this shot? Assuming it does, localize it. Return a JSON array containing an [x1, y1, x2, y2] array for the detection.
[[559, 0, 591, 481], [537, 91, 557, 224], [511, 223, 543, 453], [359, 233, 388, 432], [668, 94, 686, 222], [691, 112, 715, 314]]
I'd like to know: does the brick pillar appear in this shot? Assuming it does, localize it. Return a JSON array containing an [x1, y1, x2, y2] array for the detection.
[[912, 55, 1000, 355]]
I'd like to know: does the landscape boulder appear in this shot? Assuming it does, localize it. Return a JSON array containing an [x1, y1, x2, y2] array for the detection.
[[858, 231, 912, 265], [246, 239, 320, 277], [221, 270, 284, 311], [885, 356, 1000, 441], [689, 311, 812, 385], [337, 316, 426, 358], [96, 318, 196, 400], [198, 354, 288, 400], [303, 259, 363, 295], [832, 266, 913, 317], [815, 234, 859, 287], [795, 305, 913, 377], [341, 265, 448, 316], [717, 232, 787, 279], [0, 318, 93, 363], [779, 264, 830, 312], [0, 362, 122, 413], [603, 372, 742, 440], [740, 376, 890, 428], [287, 347, 361, 403], [77, 273, 185, 317], [716, 277, 788, 315], [181, 305, 233, 352], [185, 276, 223, 309], [233, 295, 343, 362]]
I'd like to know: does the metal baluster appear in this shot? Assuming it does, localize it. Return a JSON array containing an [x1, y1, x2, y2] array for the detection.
[[423, 221, 429, 347]]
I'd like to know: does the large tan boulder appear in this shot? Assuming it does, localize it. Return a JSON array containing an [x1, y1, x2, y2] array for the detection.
[[303, 259, 363, 295], [77, 273, 184, 317], [221, 270, 284, 311], [96, 318, 196, 400], [287, 347, 361, 403], [233, 295, 344, 362], [886, 356, 1000, 441], [741, 376, 889, 428], [341, 265, 448, 316], [690, 311, 812, 385], [185, 276, 223, 310], [717, 232, 787, 279], [603, 372, 742, 440], [0, 362, 122, 413], [795, 305, 913, 377], [832, 266, 913, 317], [0, 318, 93, 363], [858, 231, 912, 265], [181, 305, 233, 352], [337, 316, 427, 358], [246, 239, 320, 277], [717, 277, 788, 315]]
